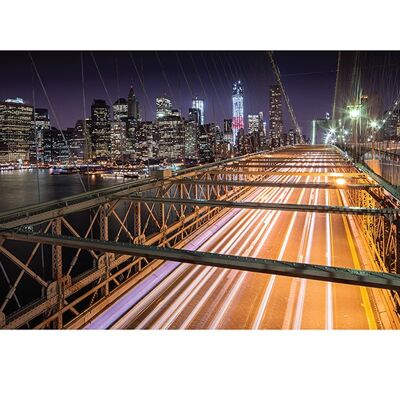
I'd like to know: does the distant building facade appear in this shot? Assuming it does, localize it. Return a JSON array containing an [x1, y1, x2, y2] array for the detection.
[[269, 85, 283, 148], [0, 98, 33, 162]]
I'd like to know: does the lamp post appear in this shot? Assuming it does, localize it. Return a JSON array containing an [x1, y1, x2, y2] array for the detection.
[[348, 104, 362, 161]]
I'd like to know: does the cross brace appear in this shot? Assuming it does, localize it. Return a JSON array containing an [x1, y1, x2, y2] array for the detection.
[[3, 232, 400, 291], [175, 179, 379, 190], [125, 196, 396, 216]]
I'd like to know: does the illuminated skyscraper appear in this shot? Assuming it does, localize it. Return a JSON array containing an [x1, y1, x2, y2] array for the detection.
[[192, 97, 204, 125], [127, 86, 140, 121], [90, 99, 111, 159], [269, 85, 283, 148], [232, 81, 244, 144], [0, 98, 33, 162], [113, 98, 128, 122], [156, 96, 172, 120], [29, 108, 50, 163]]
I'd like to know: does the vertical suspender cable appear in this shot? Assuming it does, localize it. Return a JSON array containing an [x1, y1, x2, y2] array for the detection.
[[332, 51, 341, 122], [268, 51, 301, 137], [28, 52, 87, 193]]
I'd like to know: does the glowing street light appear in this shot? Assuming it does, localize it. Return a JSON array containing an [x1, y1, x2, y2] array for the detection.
[[369, 120, 379, 129], [349, 107, 361, 119]]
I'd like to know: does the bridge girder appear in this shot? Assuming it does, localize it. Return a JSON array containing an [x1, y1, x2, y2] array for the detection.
[[3, 231, 400, 291]]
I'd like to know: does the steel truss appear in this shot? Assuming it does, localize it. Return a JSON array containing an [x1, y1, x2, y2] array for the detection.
[[0, 145, 400, 328], [0, 151, 271, 328]]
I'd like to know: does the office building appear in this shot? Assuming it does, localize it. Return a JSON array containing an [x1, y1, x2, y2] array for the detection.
[[0, 98, 33, 163], [133, 121, 156, 163], [127, 86, 140, 121], [157, 114, 185, 161], [232, 81, 244, 145], [113, 98, 128, 122], [188, 108, 201, 125], [29, 108, 51, 163], [184, 120, 198, 160], [269, 85, 283, 148], [90, 99, 111, 160], [192, 97, 204, 125], [156, 96, 172, 120], [110, 121, 127, 162]]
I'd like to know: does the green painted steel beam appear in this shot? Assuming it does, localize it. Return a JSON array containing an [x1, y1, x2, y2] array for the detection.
[[2, 232, 400, 291], [124, 196, 397, 216]]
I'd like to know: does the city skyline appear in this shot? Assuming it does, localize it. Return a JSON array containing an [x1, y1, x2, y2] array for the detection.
[[0, 51, 338, 134]]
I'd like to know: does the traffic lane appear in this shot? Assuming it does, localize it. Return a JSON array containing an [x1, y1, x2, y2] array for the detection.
[[216, 182, 316, 329], [125, 183, 290, 328], [330, 189, 370, 329], [206, 177, 315, 329], [148, 179, 306, 329]]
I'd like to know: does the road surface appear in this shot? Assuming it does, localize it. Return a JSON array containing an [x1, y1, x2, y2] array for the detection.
[[91, 147, 395, 329]]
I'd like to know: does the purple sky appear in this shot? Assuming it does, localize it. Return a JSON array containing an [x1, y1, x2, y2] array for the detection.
[[0, 51, 338, 139]]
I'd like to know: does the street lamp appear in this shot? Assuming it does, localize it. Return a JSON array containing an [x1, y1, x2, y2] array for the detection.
[[349, 107, 361, 119], [347, 104, 362, 161], [369, 120, 379, 130]]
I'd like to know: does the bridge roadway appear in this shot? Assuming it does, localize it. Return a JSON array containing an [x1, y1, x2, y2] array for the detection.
[[87, 147, 395, 329]]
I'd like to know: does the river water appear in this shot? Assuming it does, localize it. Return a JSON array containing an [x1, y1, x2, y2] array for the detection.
[[0, 170, 125, 213]]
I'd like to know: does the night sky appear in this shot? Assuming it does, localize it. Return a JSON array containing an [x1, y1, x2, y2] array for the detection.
[[0, 51, 338, 138]]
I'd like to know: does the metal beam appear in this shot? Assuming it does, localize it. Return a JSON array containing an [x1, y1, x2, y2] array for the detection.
[[231, 164, 353, 168], [356, 163, 400, 204], [3, 232, 400, 291], [123, 196, 396, 216], [209, 170, 366, 177], [248, 158, 346, 161], [175, 179, 379, 190]]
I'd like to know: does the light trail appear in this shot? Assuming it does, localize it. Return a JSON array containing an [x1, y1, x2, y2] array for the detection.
[[155, 178, 294, 329], [206, 175, 304, 329], [281, 173, 316, 330], [325, 176, 334, 330], [92, 148, 385, 331], [91, 177, 276, 329], [124, 175, 290, 329], [252, 173, 311, 329], [292, 172, 320, 330]]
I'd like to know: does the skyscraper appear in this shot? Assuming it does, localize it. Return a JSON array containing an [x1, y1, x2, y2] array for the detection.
[[269, 85, 283, 148], [188, 107, 201, 125], [184, 120, 198, 160], [156, 96, 172, 120], [192, 97, 204, 125], [232, 81, 244, 145], [157, 113, 185, 161], [29, 108, 50, 163], [0, 98, 33, 162], [133, 121, 156, 163], [110, 121, 127, 162], [113, 98, 128, 122], [90, 99, 111, 159], [127, 86, 140, 121], [223, 119, 233, 145], [248, 113, 264, 152]]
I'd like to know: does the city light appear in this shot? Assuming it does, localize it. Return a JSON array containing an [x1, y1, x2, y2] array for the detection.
[[335, 178, 346, 185], [369, 120, 379, 129], [349, 107, 361, 119]]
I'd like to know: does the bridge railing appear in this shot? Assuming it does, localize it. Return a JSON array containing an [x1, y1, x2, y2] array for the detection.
[[337, 144, 400, 311], [0, 150, 273, 329]]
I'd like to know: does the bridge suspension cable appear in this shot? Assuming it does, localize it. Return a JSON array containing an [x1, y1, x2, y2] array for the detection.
[[332, 51, 341, 121], [268, 51, 301, 135]]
